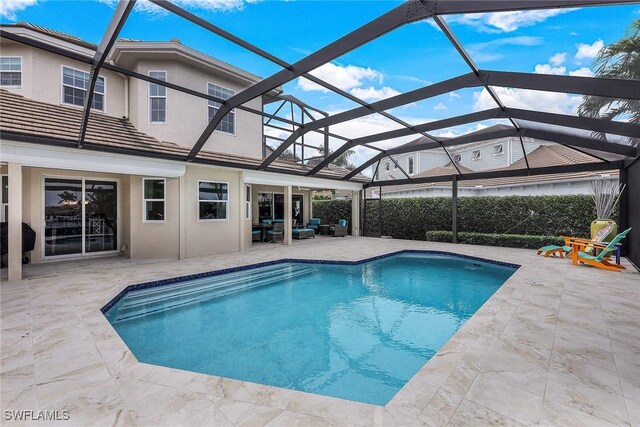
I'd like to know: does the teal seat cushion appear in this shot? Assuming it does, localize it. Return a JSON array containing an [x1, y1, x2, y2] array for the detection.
[[251, 230, 261, 235], [538, 245, 572, 253], [338, 219, 348, 227], [293, 228, 313, 233], [267, 230, 282, 235]]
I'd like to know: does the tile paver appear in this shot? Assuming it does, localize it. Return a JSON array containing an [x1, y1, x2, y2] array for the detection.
[[1, 237, 638, 426]]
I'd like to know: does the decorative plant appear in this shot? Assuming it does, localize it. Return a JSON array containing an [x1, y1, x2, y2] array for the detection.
[[590, 179, 626, 220]]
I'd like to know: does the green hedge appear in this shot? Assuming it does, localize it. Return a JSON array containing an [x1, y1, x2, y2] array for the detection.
[[424, 231, 564, 249], [312, 195, 614, 245]]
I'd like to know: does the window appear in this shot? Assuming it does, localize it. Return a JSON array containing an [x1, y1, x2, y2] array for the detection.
[[472, 149, 481, 160], [143, 178, 165, 222], [0, 57, 21, 87], [385, 162, 390, 172], [492, 144, 504, 155], [208, 83, 235, 134], [245, 185, 251, 220], [453, 154, 461, 163], [1, 175, 7, 222], [149, 71, 166, 123], [62, 66, 105, 111], [408, 156, 414, 174], [198, 181, 228, 220]]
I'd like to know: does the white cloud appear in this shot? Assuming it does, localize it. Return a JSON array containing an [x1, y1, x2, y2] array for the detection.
[[534, 64, 567, 75], [569, 67, 595, 77], [473, 87, 581, 115], [297, 63, 382, 93], [449, 92, 461, 99], [446, 9, 575, 33], [98, 0, 258, 15], [349, 86, 400, 102], [434, 123, 489, 139], [575, 39, 604, 61], [549, 52, 567, 67], [433, 102, 447, 111], [0, 0, 37, 20], [468, 36, 543, 63]]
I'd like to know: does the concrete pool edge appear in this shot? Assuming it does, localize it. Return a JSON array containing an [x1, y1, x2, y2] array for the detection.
[[100, 249, 520, 314]]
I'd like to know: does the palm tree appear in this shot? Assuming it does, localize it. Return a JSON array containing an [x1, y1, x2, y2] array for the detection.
[[578, 18, 640, 146], [315, 145, 356, 170]]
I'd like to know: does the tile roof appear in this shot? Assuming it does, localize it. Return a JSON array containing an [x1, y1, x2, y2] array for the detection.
[[3, 22, 97, 49], [375, 143, 615, 194], [0, 90, 367, 182]]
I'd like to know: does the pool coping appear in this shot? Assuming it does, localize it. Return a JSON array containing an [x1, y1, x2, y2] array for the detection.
[[100, 249, 520, 314]]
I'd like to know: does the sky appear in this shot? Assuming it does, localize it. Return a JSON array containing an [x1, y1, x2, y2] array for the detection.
[[1, 0, 638, 168]]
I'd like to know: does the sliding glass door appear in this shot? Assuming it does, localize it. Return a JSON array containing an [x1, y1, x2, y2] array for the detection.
[[84, 180, 118, 253], [44, 177, 118, 258]]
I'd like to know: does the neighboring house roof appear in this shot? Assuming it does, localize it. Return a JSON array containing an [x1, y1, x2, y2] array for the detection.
[[0, 90, 366, 182], [395, 124, 514, 150], [375, 144, 616, 195]]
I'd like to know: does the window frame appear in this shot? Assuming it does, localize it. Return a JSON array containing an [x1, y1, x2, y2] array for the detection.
[[148, 70, 167, 124], [472, 149, 481, 160], [453, 154, 462, 163], [385, 162, 390, 172], [0, 56, 22, 88], [197, 180, 230, 222], [142, 178, 166, 223], [492, 144, 504, 156], [245, 185, 251, 221], [207, 82, 236, 136], [60, 64, 106, 112]]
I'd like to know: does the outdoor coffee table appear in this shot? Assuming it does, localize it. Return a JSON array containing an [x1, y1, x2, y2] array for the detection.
[[319, 224, 331, 235]]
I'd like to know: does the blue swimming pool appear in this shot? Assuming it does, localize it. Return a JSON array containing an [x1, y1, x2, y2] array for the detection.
[[104, 252, 516, 405]]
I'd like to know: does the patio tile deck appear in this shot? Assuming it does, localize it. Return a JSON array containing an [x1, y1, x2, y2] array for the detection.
[[1, 237, 638, 426]]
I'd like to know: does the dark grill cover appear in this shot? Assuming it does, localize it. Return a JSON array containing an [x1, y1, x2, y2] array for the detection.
[[0, 222, 36, 256]]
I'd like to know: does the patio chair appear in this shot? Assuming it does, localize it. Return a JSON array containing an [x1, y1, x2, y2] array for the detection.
[[267, 222, 284, 243], [307, 218, 321, 233], [570, 228, 631, 272], [537, 223, 614, 258], [252, 229, 262, 242], [330, 219, 348, 237]]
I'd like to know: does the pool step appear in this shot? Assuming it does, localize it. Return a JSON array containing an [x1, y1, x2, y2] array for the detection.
[[110, 265, 316, 322]]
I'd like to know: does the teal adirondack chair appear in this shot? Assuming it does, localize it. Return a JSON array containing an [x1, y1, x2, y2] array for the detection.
[[572, 228, 631, 272]]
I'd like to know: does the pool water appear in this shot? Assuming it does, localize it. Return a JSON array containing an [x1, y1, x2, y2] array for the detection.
[[104, 252, 516, 405]]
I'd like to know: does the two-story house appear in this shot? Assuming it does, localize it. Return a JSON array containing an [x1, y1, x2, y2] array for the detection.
[[0, 23, 363, 281], [373, 124, 618, 197]]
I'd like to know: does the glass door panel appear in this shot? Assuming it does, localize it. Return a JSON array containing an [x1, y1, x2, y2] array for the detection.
[[44, 178, 83, 257], [85, 180, 118, 253], [274, 194, 285, 219], [292, 195, 304, 226]]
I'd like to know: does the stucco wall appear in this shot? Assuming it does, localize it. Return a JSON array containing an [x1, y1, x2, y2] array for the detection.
[[0, 40, 126, 118], [184, 166, 242, 258], [128, 175, 180, 260], [129, 59, 263, 158]]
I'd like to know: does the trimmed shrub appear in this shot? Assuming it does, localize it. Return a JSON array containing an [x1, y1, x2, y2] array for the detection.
[[312, 195, 614, 248], [425, 231, 564, 249], [312, 200, 352, 231]]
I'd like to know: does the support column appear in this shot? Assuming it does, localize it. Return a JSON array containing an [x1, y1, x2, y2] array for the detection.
[[452, 175, 458, 244], [284, 185, 292, 246], [7, 163, 23, 282], [239, 174, 246, 252], [351, 190, 360, 237], [178, 174, 186, 260], [619, 167, 628, 256]]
